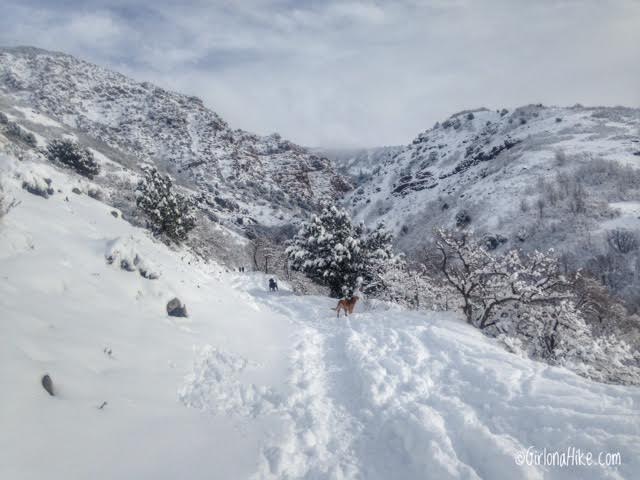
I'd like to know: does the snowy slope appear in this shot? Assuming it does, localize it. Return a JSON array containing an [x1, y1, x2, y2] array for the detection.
[[0, 46, 350, 229], [317, 146, 403, 182], [339, 105, 640, 255], [0, 155, 293, 479], [2, 154, 640, 479]]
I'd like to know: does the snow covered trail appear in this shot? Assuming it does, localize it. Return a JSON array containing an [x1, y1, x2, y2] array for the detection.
[[232, 275, 640, 480]]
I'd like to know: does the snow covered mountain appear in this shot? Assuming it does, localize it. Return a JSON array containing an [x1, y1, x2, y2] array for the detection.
[[2, 153, 639, 480], [0, 46, 350, 229], [336, 106, 640, 257], [2, 44, 640, 479], [316, 146, 403, 183]]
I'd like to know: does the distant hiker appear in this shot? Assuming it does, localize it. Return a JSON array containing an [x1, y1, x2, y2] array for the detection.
[[269, 278, 278, 292], [334, 295, 360, 318]]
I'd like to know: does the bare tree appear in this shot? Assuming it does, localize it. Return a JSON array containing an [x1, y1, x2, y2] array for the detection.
[[252, 236, 279, 274], [535, 197, 545, 218], [607, 228, 639, 254], [432, 228, 572, 329]]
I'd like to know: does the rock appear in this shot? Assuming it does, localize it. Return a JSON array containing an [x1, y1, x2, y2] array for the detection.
[[41, 374, 54, 396], [483, 233, 508, 250], [120, 258, 136, 272], [516, 228, 528, 242], [214, 195, 239, 211], [139, 267, 159, 280], [110, 210, 119, 218], [167, 297, 188, 317], [71, 187, 82, 195], [87, 188, 103, 201]]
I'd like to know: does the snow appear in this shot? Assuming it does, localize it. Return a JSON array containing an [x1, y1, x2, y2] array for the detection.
[[335, 105, 640, 257], [90, 147, 124, 169], [601, 202, 640, 231], [0, 47, 346, 229], [1, 155, 640, 479], [14, 106, 63, 128], [0, 156, 291, 480]]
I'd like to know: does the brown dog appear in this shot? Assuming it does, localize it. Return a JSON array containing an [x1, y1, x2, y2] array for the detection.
[[334, 296, 359, 317]]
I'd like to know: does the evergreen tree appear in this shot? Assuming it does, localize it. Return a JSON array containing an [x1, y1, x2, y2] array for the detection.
[[361, 222, 395, 294], [46, 139, 100, 179], [286, 204, 395, 297], [136, 166, 196, 243]]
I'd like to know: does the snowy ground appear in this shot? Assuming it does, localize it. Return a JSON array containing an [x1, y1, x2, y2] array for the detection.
[[601, 201, 640, 231], [1, 157, 640, 479]]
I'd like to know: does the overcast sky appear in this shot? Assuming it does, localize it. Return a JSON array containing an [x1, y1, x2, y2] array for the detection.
[[1, 1, 639, 147]]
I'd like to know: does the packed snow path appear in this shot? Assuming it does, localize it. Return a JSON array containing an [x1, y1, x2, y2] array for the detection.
[[1, 157, 639, 479], [229, 276, 640, 480]]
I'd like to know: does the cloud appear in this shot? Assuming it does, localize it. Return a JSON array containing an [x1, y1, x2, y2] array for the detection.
[[1, 0, 639, 147]]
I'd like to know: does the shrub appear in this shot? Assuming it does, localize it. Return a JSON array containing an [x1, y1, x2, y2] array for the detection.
[[0, 183, 19, 218], [136, 166, 196, 243], [607, 229, 639, 254], [554, 149, 567, 166], [22, 131, 37, 147], [455, 209, 471, 227], [5, 121, 37, 147], [46, 139, 100, 179], [22, 176, 54, 198], [6, 121, 21, 136]]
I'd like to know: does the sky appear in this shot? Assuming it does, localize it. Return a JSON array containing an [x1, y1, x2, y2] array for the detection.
[[1, 0, 639, 148]]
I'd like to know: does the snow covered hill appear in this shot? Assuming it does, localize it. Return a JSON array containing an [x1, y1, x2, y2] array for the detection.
[[337, 105, 640, 257], [316, 146, 403, 182], [2, 153, 639, 479], [0, 46, 350, 230]]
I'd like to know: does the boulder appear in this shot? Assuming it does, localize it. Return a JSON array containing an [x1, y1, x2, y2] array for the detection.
[[167, 298, 188, 317], [41, 374, 54, 396]]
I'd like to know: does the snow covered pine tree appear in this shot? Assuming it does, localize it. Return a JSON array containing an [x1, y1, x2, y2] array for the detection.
[[286, 204, 395, 298], [46, 139, 100, 179], [136, 166, 196, 243]]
